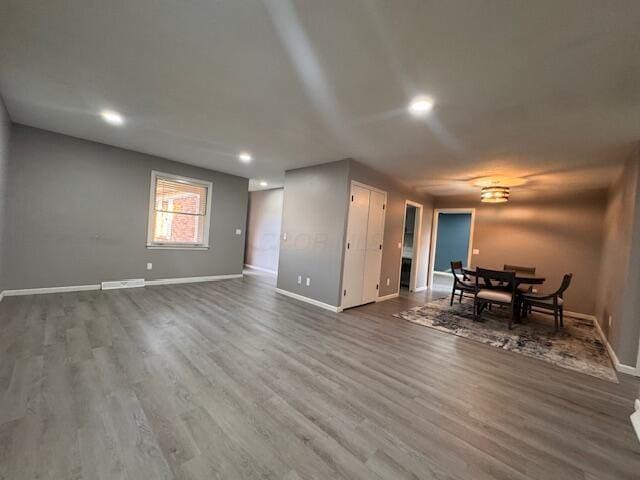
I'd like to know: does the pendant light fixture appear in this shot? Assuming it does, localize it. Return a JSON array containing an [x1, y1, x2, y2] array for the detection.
[[481, 185, 510, 203]]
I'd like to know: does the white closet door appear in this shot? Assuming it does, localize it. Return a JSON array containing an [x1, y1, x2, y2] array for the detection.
[[362, 190, 386, 304], [341, 185, 370, 309]]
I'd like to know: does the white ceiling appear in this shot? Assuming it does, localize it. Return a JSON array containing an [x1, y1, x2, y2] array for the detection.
[[1, 0, 639, 194]]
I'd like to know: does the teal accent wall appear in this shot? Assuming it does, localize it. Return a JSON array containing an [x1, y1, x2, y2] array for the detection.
[[434, 213, 471, 271]]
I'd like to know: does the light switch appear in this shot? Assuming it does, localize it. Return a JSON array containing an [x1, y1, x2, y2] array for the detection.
[[398, 242, 402, 249], [235, 228, 242, 235], [297, 275, 302, 285], [472, 249, 480, 255], [386, 278, 390, 286], [283, 233, 287, 241], [306, 277, 311, 287]]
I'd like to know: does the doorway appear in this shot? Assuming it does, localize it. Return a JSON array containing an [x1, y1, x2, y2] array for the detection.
[[399, 200, 423, 292], [429, 209, 475, 291]]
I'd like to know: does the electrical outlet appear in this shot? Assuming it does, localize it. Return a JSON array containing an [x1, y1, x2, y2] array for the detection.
[[283, 233, 287, 241], [146, 263, 153, 270], [472, 249, 480, 255], [397, 242, 402, 249], [297, 275, 302, 285], [386, 278, 390, 286], [608, 315, 612, 328], [235, 228, 242, 235], [306, 277, 311, 287]]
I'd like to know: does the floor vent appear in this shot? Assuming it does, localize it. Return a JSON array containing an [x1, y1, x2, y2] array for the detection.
[[101, 279, 145, 290]]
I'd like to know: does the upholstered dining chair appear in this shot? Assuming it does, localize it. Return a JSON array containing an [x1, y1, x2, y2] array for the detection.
[[474, 268, 517, 329], [503, 264, 536, 293], [450, 260, 476, 306], [449, 260, 476, 305], [504, 264, 536, 314], [521, 274, 573, 331]]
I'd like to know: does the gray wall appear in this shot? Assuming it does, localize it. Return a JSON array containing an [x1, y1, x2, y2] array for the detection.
[[5, 125, 248, 289], [0, 98, 10, 292], [245, 188, 283, 273], [277, 160, 350, 307], [595, 151, 640, 367], [348, 160, 434, 297]]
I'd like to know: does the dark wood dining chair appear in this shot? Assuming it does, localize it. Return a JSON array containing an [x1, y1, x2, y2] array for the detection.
[[503, 264, 536, 293], [504, 265, 536, 314], [521, 274, 573, 331], [474, 268, 517, 329], [450, 260, 476, 305]]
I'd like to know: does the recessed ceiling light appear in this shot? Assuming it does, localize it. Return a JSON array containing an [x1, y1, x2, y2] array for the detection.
[[408, 96, 434, 116], [101, 109, 125, 126], [238, 152, 253, 163], [259, 181, 268, 187]]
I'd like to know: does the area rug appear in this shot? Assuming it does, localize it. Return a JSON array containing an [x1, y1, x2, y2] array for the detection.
[[393, 297, 617, 383]]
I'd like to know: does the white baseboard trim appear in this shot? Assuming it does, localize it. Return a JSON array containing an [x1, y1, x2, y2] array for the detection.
[[145, 274, 243, 286], [244, 264, 278, 275], [274, 288, 342, 313], [412, 286, 427, 292], [563, 310, 597, 322], [376, 292, 399, 302], [0, 274, 244, 300], [631, 410, 640, 443], [2, 284, 101, 297], [592, 315, 638, 377]]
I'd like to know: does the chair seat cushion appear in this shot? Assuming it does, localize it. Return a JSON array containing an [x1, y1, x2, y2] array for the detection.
[[477, 290, 512, 303], [517, 285, 532, 293]]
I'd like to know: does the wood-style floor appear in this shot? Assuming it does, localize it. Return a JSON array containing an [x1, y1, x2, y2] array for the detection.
[[0, 272, 638, 480]]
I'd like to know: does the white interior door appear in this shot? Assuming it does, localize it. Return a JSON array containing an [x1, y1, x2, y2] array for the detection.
[[341, 185, 370, 309], [362, 190, 386, 303]]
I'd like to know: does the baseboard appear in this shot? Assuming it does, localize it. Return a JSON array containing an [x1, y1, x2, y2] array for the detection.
[[145, 274, 243, 286], [593, 316, 638, 376], [413, 286, 427, 292], [274, 288, 342, 313], [631, 410, 640, 443], [244, 264, 278, 275], [0, 274, 243, 299], [376, 292, 399, 302], [563, 310, 597, 322], [2, 284, 101, 297]]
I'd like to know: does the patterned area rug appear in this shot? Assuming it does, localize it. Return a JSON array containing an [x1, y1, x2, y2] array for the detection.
[[394, 297, 617, 383]]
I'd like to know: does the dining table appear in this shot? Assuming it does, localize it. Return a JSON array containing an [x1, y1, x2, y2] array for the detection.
[[462, 267, 546, 287], [462, 267, 546, 323]]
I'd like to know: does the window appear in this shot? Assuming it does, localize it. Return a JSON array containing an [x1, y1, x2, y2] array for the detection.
[[147, 171, 212, 249]]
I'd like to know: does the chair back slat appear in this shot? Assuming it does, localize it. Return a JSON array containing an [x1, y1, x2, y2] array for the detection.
[[476, 267, 516, 293], [450, 261, 466, 283]]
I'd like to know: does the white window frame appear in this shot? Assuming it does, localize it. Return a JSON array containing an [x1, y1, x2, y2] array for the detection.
[[146, 170, 213, 250]]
